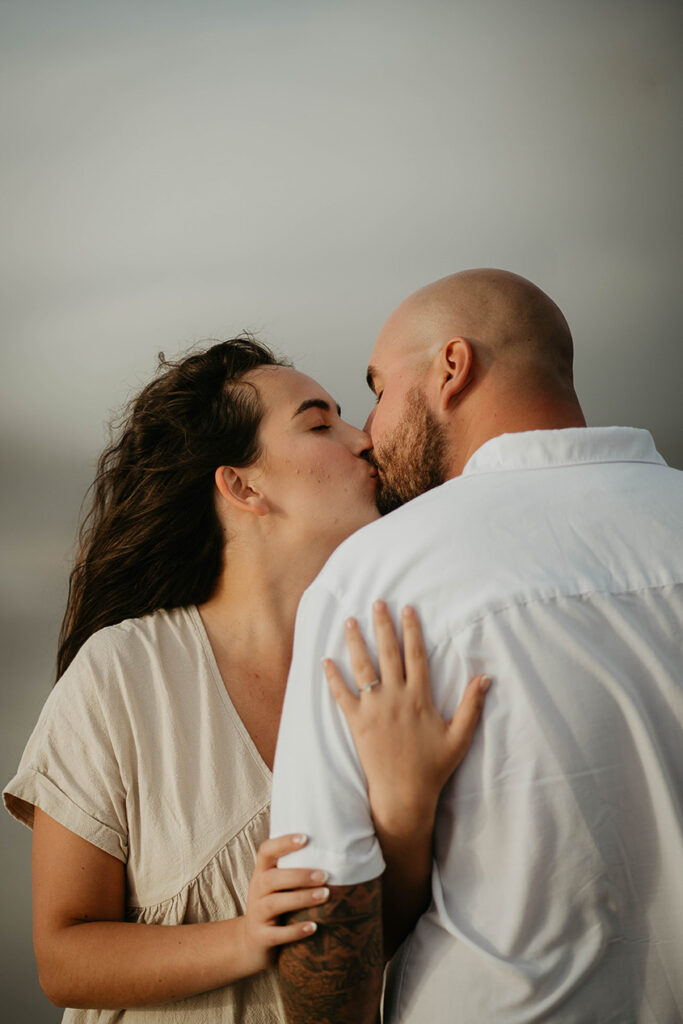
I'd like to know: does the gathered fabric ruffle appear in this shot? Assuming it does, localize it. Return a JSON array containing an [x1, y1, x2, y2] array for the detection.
[[60, 803, 285, 1024], [129, 802, 269, 926]]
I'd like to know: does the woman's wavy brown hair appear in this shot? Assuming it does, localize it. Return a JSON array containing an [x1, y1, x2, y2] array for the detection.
[[56, 335, 286, 680]]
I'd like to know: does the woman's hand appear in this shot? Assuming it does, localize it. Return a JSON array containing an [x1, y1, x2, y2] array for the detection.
[[323, 601, 490, 845], [240, 833, 330, 974], [323, 601, 490, 954]]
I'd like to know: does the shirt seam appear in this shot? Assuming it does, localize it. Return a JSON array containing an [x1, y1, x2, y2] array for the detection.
[[461, 456, 667, 478], [434, 578, 683, 648], [5, 767, 128, 861], [288, 842, 385, 874], [318, 579, 683, 652]]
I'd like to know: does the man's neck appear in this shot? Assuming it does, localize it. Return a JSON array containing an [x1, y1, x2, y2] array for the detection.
[[447, 394, 587, 479]]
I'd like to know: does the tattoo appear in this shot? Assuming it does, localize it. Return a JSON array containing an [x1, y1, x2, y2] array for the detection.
[[278, 879, 383, 1024]]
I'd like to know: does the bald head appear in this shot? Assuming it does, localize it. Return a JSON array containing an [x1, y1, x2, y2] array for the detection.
[[372, 268, 575, 398], [366, 269, 585, 501]]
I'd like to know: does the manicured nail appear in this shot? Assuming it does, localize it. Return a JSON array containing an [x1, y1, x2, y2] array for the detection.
[[302, 921, 317, 934], [402, 605, 415, 618], [292, 833, 308, 845], [345, 617, 357, 631], [310, 870, 328, 883], [373, 599, 386, 612], [313, 887, 329, 901], [478, 675, 492, 694]]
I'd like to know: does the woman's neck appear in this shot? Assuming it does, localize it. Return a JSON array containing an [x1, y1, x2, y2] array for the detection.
[[198, 534, 333, 679], [197, 538, 335, 769]]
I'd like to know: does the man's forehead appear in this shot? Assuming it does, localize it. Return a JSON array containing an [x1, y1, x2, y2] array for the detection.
[[366, 331, 428, 390], [366, 326, 403, 380]]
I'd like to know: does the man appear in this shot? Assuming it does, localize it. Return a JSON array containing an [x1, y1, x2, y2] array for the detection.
[[269, 269, 683, 1022]]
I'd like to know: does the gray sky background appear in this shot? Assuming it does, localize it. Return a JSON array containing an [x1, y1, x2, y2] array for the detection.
[[1, 1, 682, 1018]]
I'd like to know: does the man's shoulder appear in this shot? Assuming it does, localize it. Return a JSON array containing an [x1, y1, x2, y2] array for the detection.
[[307, 434, 683, 629]]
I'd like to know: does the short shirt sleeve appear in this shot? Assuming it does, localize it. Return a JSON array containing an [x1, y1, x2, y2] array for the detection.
[[3, 635, 129, 862], [269, 584, 385, 885]]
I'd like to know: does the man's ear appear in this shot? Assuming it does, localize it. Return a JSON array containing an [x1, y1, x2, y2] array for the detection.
[[214, 466, 268, 517], [436, 337, 473, 411]]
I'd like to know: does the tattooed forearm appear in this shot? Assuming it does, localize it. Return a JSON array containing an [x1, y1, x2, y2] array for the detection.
[[278, 878, 384, 1024]]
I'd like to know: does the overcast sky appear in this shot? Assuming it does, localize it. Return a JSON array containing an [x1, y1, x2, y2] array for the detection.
[[1, 1, 682, 1017], [2, 0, 682, 454]]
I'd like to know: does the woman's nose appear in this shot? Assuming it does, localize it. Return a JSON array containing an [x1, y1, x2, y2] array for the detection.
[[350, 423, 373, 458], [363, 407, 375, 434]]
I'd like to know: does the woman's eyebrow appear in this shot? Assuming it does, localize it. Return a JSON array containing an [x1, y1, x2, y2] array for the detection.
[[292, 398, 342, 419]]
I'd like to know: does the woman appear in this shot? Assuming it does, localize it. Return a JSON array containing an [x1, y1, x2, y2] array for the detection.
[[4, 337, 487, 1021]]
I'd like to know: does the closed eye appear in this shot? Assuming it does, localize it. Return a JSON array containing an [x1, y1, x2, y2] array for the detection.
[[374, 391, 383, 404], [311, 424, 331, 431]]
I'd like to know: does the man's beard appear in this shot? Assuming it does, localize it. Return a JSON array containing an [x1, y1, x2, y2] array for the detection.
[[372, 385, 448, 515]]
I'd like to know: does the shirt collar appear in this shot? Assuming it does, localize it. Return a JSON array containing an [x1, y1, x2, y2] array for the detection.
[[461, 427, 666, 477]]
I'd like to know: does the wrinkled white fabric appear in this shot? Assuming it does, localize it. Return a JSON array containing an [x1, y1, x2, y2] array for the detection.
[[271, 427, 683, 1023], [4, 605, 284, 1023]]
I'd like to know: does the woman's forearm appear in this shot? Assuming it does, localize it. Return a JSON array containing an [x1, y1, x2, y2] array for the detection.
[[37, 915, 259, 1009], [378, 813, 435, 958], [33, 812, 324, 1010]]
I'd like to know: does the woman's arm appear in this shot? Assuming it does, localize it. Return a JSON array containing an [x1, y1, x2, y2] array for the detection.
[[324, 601, 490, 956], [32, 809, 328, 1008]]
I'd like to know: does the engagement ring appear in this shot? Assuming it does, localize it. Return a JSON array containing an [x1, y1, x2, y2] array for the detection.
[[359, 679, 381, 693]]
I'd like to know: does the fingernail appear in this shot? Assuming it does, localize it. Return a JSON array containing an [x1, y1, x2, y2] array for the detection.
[[373, 599, 386, 612], [345, 617, 357, 630], [310, 870, 328, 883], [293, 833, 308, 845], [302, 921, 317, 934], [402, 605, 414, 617], [313, 887, 329, 901], [478, 675, 492, 693]]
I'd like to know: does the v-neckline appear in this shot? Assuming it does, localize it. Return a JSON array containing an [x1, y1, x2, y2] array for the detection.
[[187, 604, 273, 782]]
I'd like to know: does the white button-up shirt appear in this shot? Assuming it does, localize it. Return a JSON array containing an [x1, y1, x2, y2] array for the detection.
[[270, 428, 683, 1022]]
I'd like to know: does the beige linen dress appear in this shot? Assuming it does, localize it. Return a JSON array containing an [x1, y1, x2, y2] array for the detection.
[[4, 605, 285, 1023]]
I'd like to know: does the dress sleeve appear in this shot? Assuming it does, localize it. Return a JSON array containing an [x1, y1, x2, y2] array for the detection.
[[269, 584, 385, 885], [3, 637, 129, 863]]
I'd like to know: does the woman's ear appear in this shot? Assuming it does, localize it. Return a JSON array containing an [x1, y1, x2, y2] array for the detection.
[[214, 466, 268, 517], [437, 337, 473, 411]]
